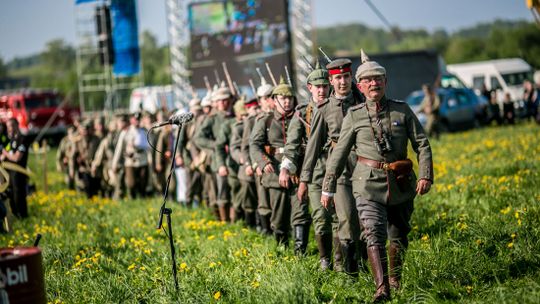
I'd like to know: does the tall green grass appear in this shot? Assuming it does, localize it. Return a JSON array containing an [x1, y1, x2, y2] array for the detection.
[[2, 122, 540, 303]]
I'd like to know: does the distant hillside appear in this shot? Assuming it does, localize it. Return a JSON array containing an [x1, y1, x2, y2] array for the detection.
[[316, 19, 539, 68]]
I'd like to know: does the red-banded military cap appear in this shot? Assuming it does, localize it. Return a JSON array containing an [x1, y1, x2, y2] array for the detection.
[[326, 58, 352, 75]]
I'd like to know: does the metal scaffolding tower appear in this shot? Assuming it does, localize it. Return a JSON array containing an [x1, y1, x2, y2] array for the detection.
[[166, 0, 314, 103], [290, 0, 315, 101], [74, 0, 142, 114], [166, 0, 192, 108]]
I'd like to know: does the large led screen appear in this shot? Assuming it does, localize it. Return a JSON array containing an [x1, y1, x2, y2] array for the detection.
[[188, 0, 292, 89]]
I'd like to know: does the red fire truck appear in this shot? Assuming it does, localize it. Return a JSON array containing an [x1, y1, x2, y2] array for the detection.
[[0, 89, 80, 139]]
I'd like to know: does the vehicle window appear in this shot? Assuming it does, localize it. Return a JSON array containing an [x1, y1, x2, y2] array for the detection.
[[455, 91, 471, 105], [406, 94, 424, 106], [472, 76, 485, 90], [441, 74, 466, 89], [501, 72, 533, 86], [24, 96, 60, 109], [490, 77, 502, 90]]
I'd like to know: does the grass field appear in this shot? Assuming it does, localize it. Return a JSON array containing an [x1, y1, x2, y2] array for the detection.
[[2, 122, 540, 303]]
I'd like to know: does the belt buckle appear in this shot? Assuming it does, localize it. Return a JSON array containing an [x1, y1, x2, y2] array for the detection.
[[382, 163, 389, 170]]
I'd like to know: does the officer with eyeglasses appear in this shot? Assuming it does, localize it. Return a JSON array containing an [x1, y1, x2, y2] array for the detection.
[[321, 50, 434, 302]]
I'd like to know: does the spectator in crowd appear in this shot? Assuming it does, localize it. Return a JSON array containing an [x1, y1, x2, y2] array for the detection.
[[1, 118, 30, 219], [502, 92, 515, 125]]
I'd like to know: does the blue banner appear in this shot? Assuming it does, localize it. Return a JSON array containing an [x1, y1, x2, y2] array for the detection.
[[75, 0, 97, 4], [110, 0, 140, 76]]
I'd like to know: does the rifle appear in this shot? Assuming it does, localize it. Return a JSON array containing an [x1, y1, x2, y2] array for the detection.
[[222, 62, 237, 97], [248, 78, 257, 97], [265, 62, 278, 86], [302, 55, 314, 71], [318, 47, 332, 64]]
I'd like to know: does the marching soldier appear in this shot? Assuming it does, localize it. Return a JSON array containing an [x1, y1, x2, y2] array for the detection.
[[91, 120, 117, 197], [112, 113, 149, 199], [280, 62, 337, 263], [244, 76, 274, 234], [235, 97, 260, 228], [72, 121, 101, 198], [194, 85, 235, 221], [56, 126, 77, 189], [177, 97, 205, 207], [321, 50, 433, 301], [216, 98, 247, 223], [250, 77, 308, 247], [299, 57, 365, 274]]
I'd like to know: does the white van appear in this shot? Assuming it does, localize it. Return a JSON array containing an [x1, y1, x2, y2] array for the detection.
[[447, 58, 533, 102], [129, 85, 180, 114]]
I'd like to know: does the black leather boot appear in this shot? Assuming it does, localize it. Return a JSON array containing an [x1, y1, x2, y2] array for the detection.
[[259, 214, 273, 236], [333, 237, 344, 272], [315, 234, 333, 270], [275, 232, 289, 247], [294, 225, 309, 256], [341, 241, 359, 277]]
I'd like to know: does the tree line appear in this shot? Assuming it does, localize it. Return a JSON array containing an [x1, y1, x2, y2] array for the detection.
[[1, 19, 538, 99]]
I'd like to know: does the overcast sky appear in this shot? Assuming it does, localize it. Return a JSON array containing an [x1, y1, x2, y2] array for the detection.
[[0, 0, 533, 61]]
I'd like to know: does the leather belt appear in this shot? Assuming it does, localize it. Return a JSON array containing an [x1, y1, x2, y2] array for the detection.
[[357, 156, 389, 170]]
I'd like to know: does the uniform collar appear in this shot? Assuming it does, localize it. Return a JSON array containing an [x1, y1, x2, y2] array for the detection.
[[366, 96, 388, 112]]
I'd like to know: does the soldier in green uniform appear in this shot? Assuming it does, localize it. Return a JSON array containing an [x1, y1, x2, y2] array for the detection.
[[243, 77, 274, 234], [197, 92, 218, 209], [299, 57, 365, 274], [232, 97, 259, 228], [215, 98, 245, 223], [321, 50, 434, 302], [279, 62, 333, 259], [194, 86, 236, 222], [250, 77, 303, 246], [418, 84, 441, 140]]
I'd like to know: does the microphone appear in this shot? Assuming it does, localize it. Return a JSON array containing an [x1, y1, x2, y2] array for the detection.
[[153, 112, 194, 128]]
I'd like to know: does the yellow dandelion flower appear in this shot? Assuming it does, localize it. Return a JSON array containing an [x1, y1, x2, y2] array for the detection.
[[213, 291, 221, 300], [511, 233, 516, 239], [180, 262, 188, 270], [127, 263, 136, 271], [251, 281, 260, 288], [500, 206, 511, 215], [466, 285, 473, 294], [475, 239, 483, 246], [514, 212, 520, 219], [140, 266, 146, 271], [518, 219, 522, 226], [421, 234, 429, 242], [208, 235, 216, 240], [507, 242, 514, 249], [209, 262, 217, 268]]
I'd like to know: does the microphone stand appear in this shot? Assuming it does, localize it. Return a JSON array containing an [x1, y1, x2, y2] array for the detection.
[[154, 121, 185, 292]]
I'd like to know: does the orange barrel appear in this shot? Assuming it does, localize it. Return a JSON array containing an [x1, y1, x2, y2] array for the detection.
[[0, 247, 46, 304]]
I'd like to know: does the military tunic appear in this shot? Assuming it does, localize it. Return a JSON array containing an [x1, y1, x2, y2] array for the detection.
[[300, 92, 362, 242], [323, 97, 433, 247], [215, 117, 242, 209], [250, 110, 301, 235], [243, 113, 271, 218]]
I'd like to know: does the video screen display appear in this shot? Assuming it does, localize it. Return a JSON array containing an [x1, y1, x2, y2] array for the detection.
[[188, 0, 292, 90]]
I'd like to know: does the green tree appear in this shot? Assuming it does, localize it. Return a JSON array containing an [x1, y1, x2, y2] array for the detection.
[[141, 30, 170, 85], [0, 56, 7, 78]]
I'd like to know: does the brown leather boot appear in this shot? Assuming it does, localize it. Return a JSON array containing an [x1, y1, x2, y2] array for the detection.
[[315, 234, 332, 270], [388, 243, 404, 290], [218, 205, 229, 222], [367, 246, 390, 302], [333, 237, 344, 272]]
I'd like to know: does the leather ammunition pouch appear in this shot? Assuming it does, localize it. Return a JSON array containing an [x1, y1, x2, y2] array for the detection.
[[357, 156, 413, 191]]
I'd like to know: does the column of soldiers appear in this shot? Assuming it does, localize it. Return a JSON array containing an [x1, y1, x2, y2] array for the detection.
[[56, 50, 433, 302]]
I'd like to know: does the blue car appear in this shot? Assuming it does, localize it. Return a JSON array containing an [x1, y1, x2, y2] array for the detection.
[[405, 88, 488, 132]]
